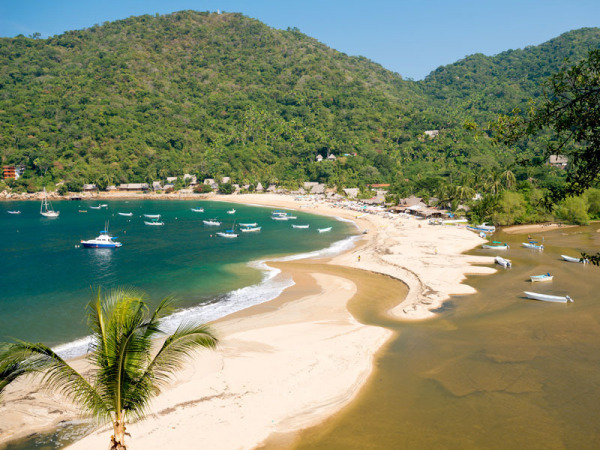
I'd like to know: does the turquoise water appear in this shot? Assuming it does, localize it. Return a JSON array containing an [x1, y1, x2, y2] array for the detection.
[[0, 199, 354, 350]]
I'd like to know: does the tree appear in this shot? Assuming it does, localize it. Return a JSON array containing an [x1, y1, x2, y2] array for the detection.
[[0, 288, 218, 450]]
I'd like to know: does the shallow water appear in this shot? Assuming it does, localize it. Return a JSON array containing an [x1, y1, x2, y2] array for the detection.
[[286, 223, 600, 449]]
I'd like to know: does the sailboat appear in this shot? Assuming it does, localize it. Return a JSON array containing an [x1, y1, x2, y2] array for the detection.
[[40, 188, 59, 218]]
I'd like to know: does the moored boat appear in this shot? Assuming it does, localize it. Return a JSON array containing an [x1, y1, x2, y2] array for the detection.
[[144, 219, 164, 226], [118, 212, 133, 217], [524, 291, 573, 303], [89, 206, 102, 210], [292, 224, 310, 229], [318, 227, 332, 233], [191, 208, 204, 212], [7, 210, 21, 214], [239, 222, 257, 227], [81, 224, 122, 248], [530, 273, 553, 282], [40, 188, 59, 218], [482, 242, 509, 250], [522, 242, 544, 250], [495, 256, 512, 268], [203, 219, 221, 226], [144, 214, 161, 219], [272, 216, 289, 221], [467, 223, 496, 233], [561, 254, 588, 264], [216, 230, 238, 238], [240, 226, 261, 232], [227, 209, 236, 214]]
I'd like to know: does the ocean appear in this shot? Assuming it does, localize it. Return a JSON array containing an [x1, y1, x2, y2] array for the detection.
[[0, 199, 356, 357]]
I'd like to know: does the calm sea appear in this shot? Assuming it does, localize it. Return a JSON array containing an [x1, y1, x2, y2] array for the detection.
[[0, 199, 355, 354]]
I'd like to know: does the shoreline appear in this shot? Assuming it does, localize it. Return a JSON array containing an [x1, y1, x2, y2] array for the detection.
[[0, 193, 492, 449]]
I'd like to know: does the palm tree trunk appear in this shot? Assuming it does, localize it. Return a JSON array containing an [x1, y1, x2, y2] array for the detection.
[[110, 418, 127, 450]]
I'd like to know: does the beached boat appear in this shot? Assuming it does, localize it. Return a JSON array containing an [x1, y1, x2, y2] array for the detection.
[[191, 208, 204, 212], [292, 224, 310, 229], [227, 209, 236, 214], [118, 212, 133, 217], [561, 254, 588, 264], [7, 210, 21, 214], [40, 188, 59, 218], [482, 242, 509, 250], [81, 225, 122, 248], [524, 291, 573, 303], [240, 226, 261, 232], [495, 256, 512, 268], [522, 242, 544, 250], [239, 222, 257, 227], [216, 230, 238, 238], [318, 227, 332, 233], [203, 219, 221, 226], [467, 223, 496, 233], [530, 273, 553, 283], [144, 214, 161, 219]]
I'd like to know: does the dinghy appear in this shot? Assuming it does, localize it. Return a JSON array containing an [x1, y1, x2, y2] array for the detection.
[[495, 256, 512, 268], [203, 219, 221, 226], [522, 242, 544, 250], [524, 291, 573, 303], [191, 208, 204, 212], [318, 227, 332, 233], [482, 242, 509, 250], [561, 254, 588, 264], [118, 212, 133, 217], [292, 224, 310, 229], [530, 273, 553, 283], [240, 226, 261, 232]]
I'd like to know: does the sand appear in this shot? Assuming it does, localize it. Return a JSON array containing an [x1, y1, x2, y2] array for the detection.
[[0, 193, 493, 449]]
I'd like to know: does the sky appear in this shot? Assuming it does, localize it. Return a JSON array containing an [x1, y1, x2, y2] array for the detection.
[[1, 0, 599, 80]]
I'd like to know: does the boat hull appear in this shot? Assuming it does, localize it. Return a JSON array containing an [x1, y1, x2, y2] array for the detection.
[[524, 291, 573, 303], [81, 242, 122, 248], [530, 275, 553, 282], [561, 254, 588, 263]]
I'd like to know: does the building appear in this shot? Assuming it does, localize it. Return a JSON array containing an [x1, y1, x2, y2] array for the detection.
[[166, 177, 178, 183], [424, 130, 439, 139], [549, 155, 568, 169], [118, 183, 149, 191], [255, 182, 264, 192], [152, 181, 163, 191], [327, 154, 337, 161], [183, 174, 197, 185], [3, 165, 25, 180], [343, 188, 360, 199], [83, 184, 97, 192]]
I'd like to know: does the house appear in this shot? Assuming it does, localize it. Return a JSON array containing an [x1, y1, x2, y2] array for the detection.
[[183, 174, 197, 186], [424, 130, 439, 139], [255, 182, 264, 192], [266, 184, 277, 193], [118, 183, 149, 191], [106, 185, 117, 191], [232, 184, 241, 194], [221, 176, 231, 184], [549, 155, 568, 169], [343, 188, 360, 199], [3, 165, 25, 180], [308, 183, 326, 195], [327, 154, 337, 161], [83, 184, 97, 192], [163, 183, 175, 191], [316, 155, 324, 162], [398, 196, 423, 207], [152, 181, 163, 191], [166, 177, 178, 183]]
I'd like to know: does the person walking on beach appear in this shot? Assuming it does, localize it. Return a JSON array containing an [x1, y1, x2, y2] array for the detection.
[[358, 255, 361, 262]]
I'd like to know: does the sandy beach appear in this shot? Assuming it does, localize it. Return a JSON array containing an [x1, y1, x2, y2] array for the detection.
[[0, 193, 494, 449]]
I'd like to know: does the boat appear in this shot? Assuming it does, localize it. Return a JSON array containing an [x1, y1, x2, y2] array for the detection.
[[216, 230, 238, 238], [561, 254, 589, 264], [81, 224, 122, 248], [239, 222, 257, 227], [144, 214, 161, 219], [272, 210, 288, 217], [272, 216, 289, 221], [240, 226, 261, 232], [203, 219, 221, 226], [286, 215, 297, 220], [227, 209, 236, 214], [318, 227, 332, 233], [482, 242, 509, 250], [144, 219, 164, 226], [530, 273, 553, 283], [467, 223, 496, 233], [522, 242, 544, 250], [100, 204, 108, 208], [40, 188, 59, 218], [118, 212, 133, 217], [524, 291, 573, 303], [89, 206, 102, 210], [191, 208, 204, 212], [495, 256, 512, 268], [7, 210, 21, 214], [292, 224, 310, 229]]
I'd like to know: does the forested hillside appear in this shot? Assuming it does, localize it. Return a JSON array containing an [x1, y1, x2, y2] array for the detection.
[[0, 10, 599, 201]]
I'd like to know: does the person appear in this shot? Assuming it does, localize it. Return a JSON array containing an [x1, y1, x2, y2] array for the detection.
[[358, 255, 361, 262]]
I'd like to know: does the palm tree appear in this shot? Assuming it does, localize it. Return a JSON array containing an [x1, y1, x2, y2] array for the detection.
[[0, 288, 217, 450]]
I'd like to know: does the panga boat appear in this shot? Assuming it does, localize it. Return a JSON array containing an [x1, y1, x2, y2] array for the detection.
[[240, 226, 261, 232], [522, 242, 544, 250], [227, 209, 236, 214], [191, 208, 204, 212], [482, 242, 509, 250], [239, 222, 257, 227], [292, 224, 310, 229], [272, 216, 289, 221], [40, 188, 59, 218], [118, 212, 133, 217], [81, 226, 122, 248], [144, 219, 164, 226], [203, 219, 221, 226], [217, 230, 238, 238], [561, 254, 588, 264], [7, 210, 21, 214], [524, 291, 573, 303], [495, 256, 512, 268], [89, 206, 102, 210], [318, 227, 332, 233], [530, 273, 553, 283], [144, 214, 161, 219], [467, 223, 496, 233]]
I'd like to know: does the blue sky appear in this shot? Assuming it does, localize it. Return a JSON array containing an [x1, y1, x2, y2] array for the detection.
[[1, 0, 598, 80]]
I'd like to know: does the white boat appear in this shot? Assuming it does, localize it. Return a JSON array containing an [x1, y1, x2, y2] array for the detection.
[[292, 224, 310, 229], [89, 206, 102, 210], [318, 227, 332, 233], [272, 210, 288, 217], [144, 214, 161, 219], [81, 224, 122, 248], [530, 273, 553, 283], [118, 212, 133, 217], [217, 230, 238, 238], [561, 254, 588, 264], [7, 210, 21, 214], [227, 209, 236, 214], [495, 256, 512, 268], [240, 226, 261, 232], [100, 204, 108, 208], [467, 223, 496, 233], [203, 219, 221, 226], [272, 216, 289, 221], [239, 222, 257, 227], [191, 208, 204, 212], [524, 291, 573, 303], [40, 188, 59, 218], [522, 242, 544, 250], [482, 243, 509, 250], [144, 220, 164, 226], [286, 215, 297, 220]]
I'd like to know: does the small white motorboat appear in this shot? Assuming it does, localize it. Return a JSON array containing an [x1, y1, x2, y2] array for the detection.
[[217, 230, 238, 238], [100, 204, 108, 208], [495, 256, 512, 268], [561, 254, 588, 264], [240, 226, 261, 232], [239, 222, 257, 227], [530, 273, 553, 282], [7, 210, 21, 214], [227, 209, 236, 214], [144, 214, 161, 219], [191, 208, 204, 212], [203, 219, 221, 226], [522, 242, 544, 250], [318, 227, 332, 233], [144, 219, 164, 226], [292, 224, 310, 229], [482, 242, 509, 250], [272, 216, 289, 221], [89, 206, 102, 210], [524, 291, 573, 303], [118, 212, 133, 217], [467, 223, 496, 233]]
